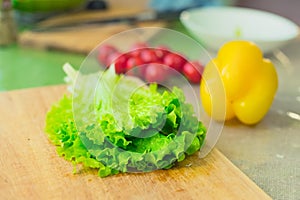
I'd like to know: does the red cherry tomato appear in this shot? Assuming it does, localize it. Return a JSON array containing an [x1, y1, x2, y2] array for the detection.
[[182, 61, 204, 84], [97, 43, 205, 84], [163, 53, 187, 72], [144, 63, 169, 83], [140, 49, 160, 64], [126, 56, 144, 70], [128, 49, 141, 58], [126, 56, 144, 76], [130, 43, 148, 57], [97, 44, 118, 66], [106, 52, 128, 74], [153, 47, 169, 61]]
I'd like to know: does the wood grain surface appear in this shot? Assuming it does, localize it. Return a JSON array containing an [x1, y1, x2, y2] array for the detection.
[[19, 8, 166, 54], [19, 21, 165, 54], [0, 85, 271, 200], [37, 8, 152, 27]]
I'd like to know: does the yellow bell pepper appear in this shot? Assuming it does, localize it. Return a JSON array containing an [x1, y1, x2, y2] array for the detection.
[[200, 41, 278, 125]]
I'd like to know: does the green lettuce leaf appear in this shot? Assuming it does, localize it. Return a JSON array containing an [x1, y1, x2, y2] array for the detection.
[[45, 63, 206, 177]]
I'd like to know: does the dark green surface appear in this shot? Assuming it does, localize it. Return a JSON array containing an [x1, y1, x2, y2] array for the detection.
[[12, 0, 84, 12], [0, 45, 85, 91]]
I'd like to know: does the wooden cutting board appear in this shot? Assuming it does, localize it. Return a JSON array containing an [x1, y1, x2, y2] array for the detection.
[[19, 21, 165, 54], [19, 8, 166, 54], [0, 85, 271, 200]]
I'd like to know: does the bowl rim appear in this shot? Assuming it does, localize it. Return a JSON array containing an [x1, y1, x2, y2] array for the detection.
[[180, 6, 300, 43]]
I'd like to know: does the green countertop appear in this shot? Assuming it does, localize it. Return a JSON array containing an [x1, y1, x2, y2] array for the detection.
[[0, 45, 85, 91]]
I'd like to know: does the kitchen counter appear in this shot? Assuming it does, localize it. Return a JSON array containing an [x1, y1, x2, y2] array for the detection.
[[0, 24, 299, 200], [0, 45, 85, 91], [216, 38, 300, 199]]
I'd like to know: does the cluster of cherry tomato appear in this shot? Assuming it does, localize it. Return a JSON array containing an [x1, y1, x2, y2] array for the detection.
[[97, 43, 204, 84]]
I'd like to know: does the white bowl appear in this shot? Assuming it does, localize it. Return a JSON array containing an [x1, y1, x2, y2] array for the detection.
[[180, 6, 300, 53]]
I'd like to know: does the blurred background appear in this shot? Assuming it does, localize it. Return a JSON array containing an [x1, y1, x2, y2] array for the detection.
[[0, 0, 207, 90], [0, 0, 299, 91]]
